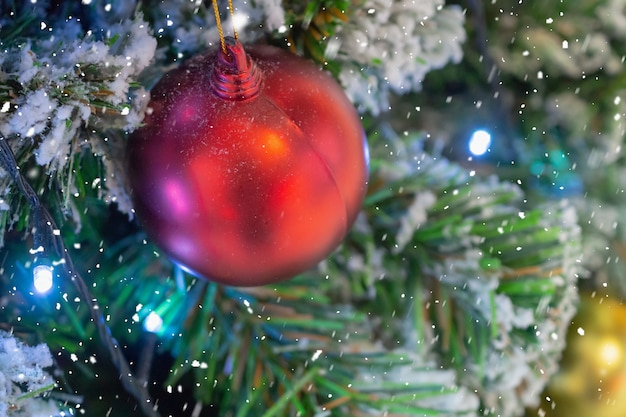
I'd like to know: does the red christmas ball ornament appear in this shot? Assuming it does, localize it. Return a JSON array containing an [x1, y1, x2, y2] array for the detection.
[[127, 37, 369, 286]]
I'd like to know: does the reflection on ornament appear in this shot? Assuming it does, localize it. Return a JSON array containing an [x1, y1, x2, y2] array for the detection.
[[127, 37, 369, 287], [531, 292, 626, 417]]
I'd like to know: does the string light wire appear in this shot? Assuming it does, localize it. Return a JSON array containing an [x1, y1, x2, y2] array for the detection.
[[0, 135, 161, 417]]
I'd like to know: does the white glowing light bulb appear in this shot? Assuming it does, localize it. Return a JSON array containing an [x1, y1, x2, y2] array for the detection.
[[231, 12, 249, 30], [469, 129, 492, 156], [143, 311, 164, 333], [33, 264, 54, 294]]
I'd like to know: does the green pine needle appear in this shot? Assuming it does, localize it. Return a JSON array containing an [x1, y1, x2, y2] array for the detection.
[[261, 367, 320, 417]]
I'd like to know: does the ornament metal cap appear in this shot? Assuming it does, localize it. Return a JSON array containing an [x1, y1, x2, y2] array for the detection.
[[211, 36, 263, 101]]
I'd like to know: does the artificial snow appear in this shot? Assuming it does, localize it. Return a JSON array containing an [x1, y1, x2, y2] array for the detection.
[[336, 0, 466, 114], [0, 11, 157, 222], [394, 191, 436, 253], [0, 331, 59, 417]]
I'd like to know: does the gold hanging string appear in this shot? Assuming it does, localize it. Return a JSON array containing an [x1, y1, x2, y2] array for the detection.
[[212, 0, 227, 53], [212, 0, 239, 53], [227, 0, 239, 40]]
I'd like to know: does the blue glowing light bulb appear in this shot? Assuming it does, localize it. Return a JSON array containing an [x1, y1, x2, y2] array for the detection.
[[143, 311, 164, 333], [33, 264, 54, 294]]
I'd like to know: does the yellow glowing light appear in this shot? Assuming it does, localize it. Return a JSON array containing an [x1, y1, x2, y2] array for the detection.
[[599, 337, 623, 368]]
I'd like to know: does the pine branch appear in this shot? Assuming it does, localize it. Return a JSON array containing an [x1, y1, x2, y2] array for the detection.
[[0, 3, 589, 417], [0, 6, 156, 238], [0, 134, 160, 417], [78, 216, 476, 416], [342, 129, 581, 416]]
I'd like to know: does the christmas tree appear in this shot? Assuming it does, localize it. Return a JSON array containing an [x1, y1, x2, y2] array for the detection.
[[6, 0, 625, 416]]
